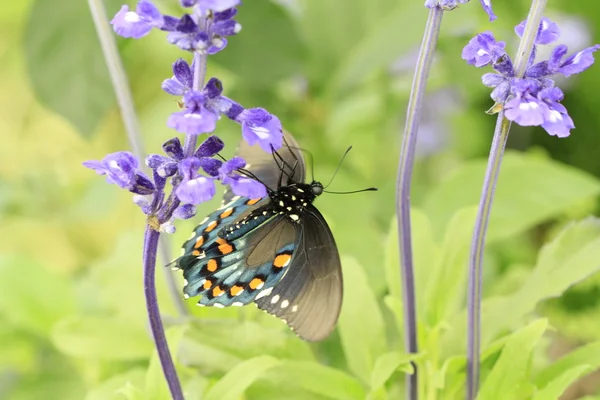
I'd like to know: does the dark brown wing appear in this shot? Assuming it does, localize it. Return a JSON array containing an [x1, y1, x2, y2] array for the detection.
[[224, 131, 306, 203], [254, 207, 343, 341]]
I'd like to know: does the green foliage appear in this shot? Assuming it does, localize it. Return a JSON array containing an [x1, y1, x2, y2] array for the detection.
[[7, 0, 600, 398]]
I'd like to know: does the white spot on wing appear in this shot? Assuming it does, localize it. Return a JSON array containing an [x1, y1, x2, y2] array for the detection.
[[214, 303, 224, 308], [286, 207, 292, 211], [270, 294, 280, 304], [255, 287, 273, 300], [232, 302, 244, 307], [280, 300, 289, 308], [279, 201, 284, 206], [292, 305, 298, 312], [290, 214, 299, 221]]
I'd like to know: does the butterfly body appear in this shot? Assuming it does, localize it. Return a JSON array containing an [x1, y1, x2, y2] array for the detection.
[[174, 135, 343, 341]]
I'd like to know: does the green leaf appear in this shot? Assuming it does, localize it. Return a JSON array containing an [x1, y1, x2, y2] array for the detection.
[[423, 152, 600, 242], [532, 365, 592, 400], [145, 325, 188, 400], [203, 355, 280, 400], [0, 255, 76, 335], [442, 218, 600, 356], [478, 319, 548, 400], [275, 361, 365, 400], [51, 316, 153, 360], [424, 207, 477, 324], [24, 0, 121, 136], [535, 340, 600, 387], [370, 352, 421, 392], [85, 369, 146, 400], [338, 256, 386, 382]]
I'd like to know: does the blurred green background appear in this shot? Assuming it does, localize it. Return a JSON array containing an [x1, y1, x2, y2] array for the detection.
[[2, 0, 600, 399]]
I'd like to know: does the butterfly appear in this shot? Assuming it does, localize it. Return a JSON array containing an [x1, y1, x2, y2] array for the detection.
[[173, 133, 344, 341]]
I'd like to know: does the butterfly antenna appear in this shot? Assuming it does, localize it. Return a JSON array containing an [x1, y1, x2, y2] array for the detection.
[[323, 187, 378, 194], [323, 146, 352, 189]]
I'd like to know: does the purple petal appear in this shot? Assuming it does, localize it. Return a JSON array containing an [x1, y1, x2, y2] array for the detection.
[[176, 14, 198, 34], [132, 173, 156, 195], [525, 61, 551, 79], [167, 109, 218, 136], [198, 0, 240, 12], [505, 95, 547, 126], [176, 176, 216, 204], [490, 81, 510, 103], [195, 135, 225, 157], [542, 105, 574, 138], [558, 44, 600, 77], [199, 157, 222, 176], [237, 108, 283, 153], [479, 0, 496, 22], [161, 78, 188, 96], [180, 0, 197, 7], [547, 45, 568, 72], [162, 137, 184, 160], [462, 32, 506, 67], [229, 177, 267, 199], [515, 17, 560, 45], [178, 157, 201, 180], [174, 204, 197, 219], [137, 0, 162, 22], [82, 160, 105, 174], [146, 154, 170, 169], [202, 78, 223, 99], [207, 37, 228, 54], [221, 157, 247, 175], [84, 151, 141, 190], [172, 58, 192, 88], [212, 20, 241, 37], [214, 8, 238, 22], [481, 73, 504, 87], [111, 5, 154, 38]]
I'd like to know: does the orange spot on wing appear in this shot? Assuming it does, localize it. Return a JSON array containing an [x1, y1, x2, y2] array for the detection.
[[205, 220, 218, 232], [249, 277, 264, 290], [220, 208, 234, 218], [194, 235, 205, 249], [212, 286, 224, 297], [203, 280, 213, 290], [218, 242, 234, 255], [192, 250, 201, 256], [207, 259, 218, 272], [216, 238, 227, 245], [230, 285, 244, 296], [273, 253, 292, 268], [246, 198, 261, 205]]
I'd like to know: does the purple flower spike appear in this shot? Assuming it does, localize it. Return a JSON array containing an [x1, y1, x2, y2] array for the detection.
[[462, 32, 506, 67], [556, 44, 600, 77], [539, 87, 574, 137], [195, 135, 225, 157], [515, 17, 560, 45], [198, 0, 241, 12], [111, 0, 164, 39], [236, 108, 283, 153], [162, 59, 193, 96]]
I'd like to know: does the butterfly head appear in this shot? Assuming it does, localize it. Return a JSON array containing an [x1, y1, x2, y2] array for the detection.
[[310, 181, 324, 197]]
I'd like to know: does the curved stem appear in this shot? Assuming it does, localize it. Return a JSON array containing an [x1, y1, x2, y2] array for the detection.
[[465, 1, 547, 398], [87, 0, 188, 317], [395, 7, 443, 399], [144, 227, 184, 400]]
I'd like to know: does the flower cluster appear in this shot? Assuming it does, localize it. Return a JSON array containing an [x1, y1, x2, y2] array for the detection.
[[463, 17, 600, 137], [424, 0, 496, 21], [84, 0, 282, 232]]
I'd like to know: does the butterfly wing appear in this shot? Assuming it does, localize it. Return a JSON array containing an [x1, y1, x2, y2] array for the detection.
[[224, 131, 306, 202], [254, 206, 343, 341], [175, 197, 299, 307]]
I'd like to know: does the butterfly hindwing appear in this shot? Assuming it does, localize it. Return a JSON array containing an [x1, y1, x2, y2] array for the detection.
[[254, 206, 343, 342]]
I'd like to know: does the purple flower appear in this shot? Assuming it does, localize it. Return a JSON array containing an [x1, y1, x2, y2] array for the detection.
[[462, 32, 506, 67], [197, 0, 241, 12], [167, 91, 218, 135], [176, 158, 216, 204], [515, 17, 560, 45], [162, 58, 193, 96], [236, 108, 283, 153], [219, 157, 267, 198], [464, 17, 599, 138], [111, 0, 164, 39], [173, 203, 197, 219], [83, 151, 155, 194], [424, 0, 495, 21]]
